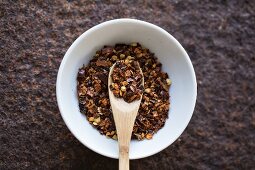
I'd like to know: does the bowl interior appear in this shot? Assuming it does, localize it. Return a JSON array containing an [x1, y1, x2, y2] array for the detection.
[[57, 19, 197, 159]]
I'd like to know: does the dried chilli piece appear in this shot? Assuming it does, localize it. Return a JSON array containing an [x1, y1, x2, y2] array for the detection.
[[77, 43, 171, 140], [110, 60, 143, 103]]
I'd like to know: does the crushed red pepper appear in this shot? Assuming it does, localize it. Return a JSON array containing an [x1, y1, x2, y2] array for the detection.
[[110, 60, 144, 103], [77, 43, 171, 140]]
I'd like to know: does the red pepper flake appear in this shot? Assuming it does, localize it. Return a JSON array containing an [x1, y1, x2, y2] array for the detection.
[[96, 60, 112, 67]]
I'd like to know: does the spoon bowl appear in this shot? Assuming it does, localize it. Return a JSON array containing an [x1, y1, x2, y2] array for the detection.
[[108, 63, 144, 112]]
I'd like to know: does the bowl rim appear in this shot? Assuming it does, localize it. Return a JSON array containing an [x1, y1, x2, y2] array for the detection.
[[56, 18, 197, 159]]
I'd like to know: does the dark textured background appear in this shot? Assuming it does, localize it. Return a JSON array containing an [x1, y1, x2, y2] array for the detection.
[[1, 0, 255, 169]]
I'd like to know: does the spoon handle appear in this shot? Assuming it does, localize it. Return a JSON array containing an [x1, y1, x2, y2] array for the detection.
[[119, 145, 129, 170], [114, 110, 137, 170], [115, 114, 135, 170]]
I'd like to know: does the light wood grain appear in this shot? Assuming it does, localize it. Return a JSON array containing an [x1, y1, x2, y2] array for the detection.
[[108, 63, 144, 170]]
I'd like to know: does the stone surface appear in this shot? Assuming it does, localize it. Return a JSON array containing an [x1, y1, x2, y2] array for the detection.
[[0, 0, 254, 169]]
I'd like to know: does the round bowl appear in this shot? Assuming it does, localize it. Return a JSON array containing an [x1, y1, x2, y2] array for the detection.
[[56, 19, 197, 159]]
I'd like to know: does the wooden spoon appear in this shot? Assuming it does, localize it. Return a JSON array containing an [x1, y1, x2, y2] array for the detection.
[[108, 63, 144, 170]]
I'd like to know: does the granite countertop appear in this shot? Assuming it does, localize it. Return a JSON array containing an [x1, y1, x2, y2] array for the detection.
[[1, 0, 254, 169]]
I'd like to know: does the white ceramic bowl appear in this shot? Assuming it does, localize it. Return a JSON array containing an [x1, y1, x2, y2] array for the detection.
[[56, 19, 197, 159]]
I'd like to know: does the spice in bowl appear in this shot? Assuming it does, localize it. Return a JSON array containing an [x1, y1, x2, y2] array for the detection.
[[110, 60, 144, 103], [77, 43, 171, 140]]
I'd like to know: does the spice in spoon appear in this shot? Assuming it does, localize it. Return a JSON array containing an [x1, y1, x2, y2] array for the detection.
[[110, 60, 144, 103]]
